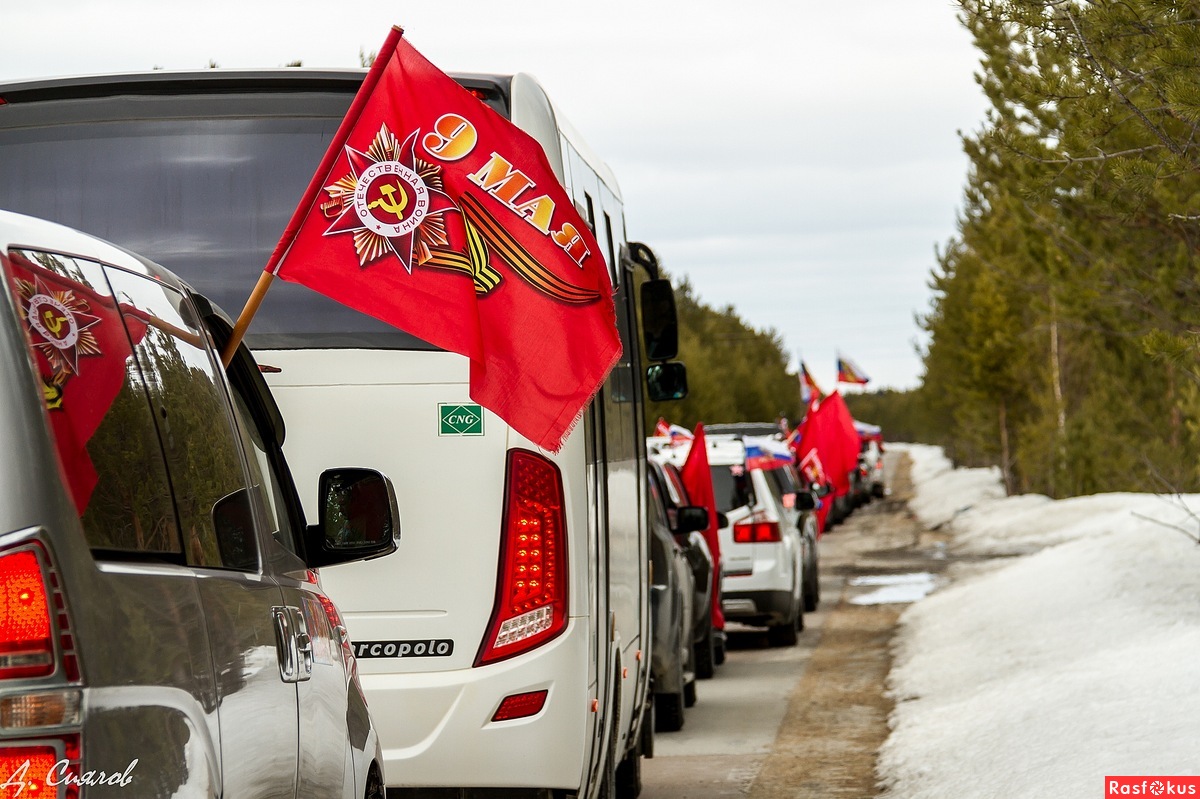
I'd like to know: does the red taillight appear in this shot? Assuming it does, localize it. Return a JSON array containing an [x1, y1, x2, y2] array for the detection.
[[0, 735, 81, 798], [491, 689, 549, 722], [476, 450, 568, 667], [0, 550, 54, 680], [732, 520, 781, 543]]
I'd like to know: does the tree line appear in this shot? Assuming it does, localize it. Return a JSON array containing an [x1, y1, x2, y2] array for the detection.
[[644, 275, 802, 431], [871, 0, 1200, 497]]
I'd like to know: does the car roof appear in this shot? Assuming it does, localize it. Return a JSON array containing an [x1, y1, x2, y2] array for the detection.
[[0, 208, 194, 294], [704, 422, 783, 437], [677, 434, 747, 467]]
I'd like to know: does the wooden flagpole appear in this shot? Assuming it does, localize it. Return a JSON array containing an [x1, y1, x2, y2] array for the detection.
[[221, 270, 275, 368]]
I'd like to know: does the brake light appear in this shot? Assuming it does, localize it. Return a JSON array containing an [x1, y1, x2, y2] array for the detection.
[[0, 550, 54, 680], [491, 689, 549, 722], [0, 735, 81, 798], [476, 450, 568, 666], [732, 520, 781, 543]]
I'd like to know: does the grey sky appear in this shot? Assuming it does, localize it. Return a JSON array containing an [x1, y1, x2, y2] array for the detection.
[[3, 0, 988, 391]]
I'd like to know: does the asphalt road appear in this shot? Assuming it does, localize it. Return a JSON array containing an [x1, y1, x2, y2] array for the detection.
[[641, 451, 942, 799]]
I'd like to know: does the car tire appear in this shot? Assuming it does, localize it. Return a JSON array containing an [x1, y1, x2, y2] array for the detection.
[[615, 739, 642, 799], [767, 619, 798, 647], [598, 672, 620, 799], [694, 626, 716, 679], [683, 677, 697, 708], [640, 695, 655, 759], [803, 543, 820, 613], [768, 591, 802, 647], [655, 689, 685, 732], [713, 632, 726, 665]]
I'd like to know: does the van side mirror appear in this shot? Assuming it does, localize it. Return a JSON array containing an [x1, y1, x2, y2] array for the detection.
[[624, 241, 661, 278], [795, 491, 818, 512], [305, 468, 400, 568], [673, 505, 709, 534], [640, 279, 679, 361], [646, 362, 688, 402]]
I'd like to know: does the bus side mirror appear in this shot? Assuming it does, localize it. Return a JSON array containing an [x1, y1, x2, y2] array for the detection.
[[673, 506, 709, 534], [640, 279, 679, 361], [305, 468, 400, 568], [646, 362, 688, 402]]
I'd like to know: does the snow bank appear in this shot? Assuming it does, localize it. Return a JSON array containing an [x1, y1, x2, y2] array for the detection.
[[879, 444, 1200, 798], [897, 443, 1007, 531]]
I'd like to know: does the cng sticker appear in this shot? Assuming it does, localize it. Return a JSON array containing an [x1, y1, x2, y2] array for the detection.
[[439, 403, 484, 436]]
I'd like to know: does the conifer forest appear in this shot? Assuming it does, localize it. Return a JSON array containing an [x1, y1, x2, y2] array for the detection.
[[666, 2, 1200, 499]]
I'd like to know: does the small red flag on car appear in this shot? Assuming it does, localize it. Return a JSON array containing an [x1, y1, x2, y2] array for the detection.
[[260, 26, 620, 452], [680, 424, 724, 630]]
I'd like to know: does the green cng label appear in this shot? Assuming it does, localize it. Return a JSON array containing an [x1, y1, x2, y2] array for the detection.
[[439, 403, 484, 436]]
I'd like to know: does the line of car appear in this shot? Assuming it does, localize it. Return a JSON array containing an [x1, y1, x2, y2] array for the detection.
[[643, 431, 827, 729]]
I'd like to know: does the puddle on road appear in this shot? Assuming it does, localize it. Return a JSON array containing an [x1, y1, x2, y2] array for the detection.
[[847, 572, 937, 605]]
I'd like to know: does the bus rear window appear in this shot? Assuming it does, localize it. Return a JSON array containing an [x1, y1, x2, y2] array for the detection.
[[0, 103, 436, 350]]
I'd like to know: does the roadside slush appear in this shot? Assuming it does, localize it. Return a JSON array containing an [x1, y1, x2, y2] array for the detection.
[[641, 451, 952, 799], [748, 451, 952, 799]]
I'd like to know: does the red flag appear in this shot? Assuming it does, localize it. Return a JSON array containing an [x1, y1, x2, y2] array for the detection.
[[797, 391, 859, 502], [679, 424, 724, 630], [6, 253, 147, 513], [267, 27, 620, 452]]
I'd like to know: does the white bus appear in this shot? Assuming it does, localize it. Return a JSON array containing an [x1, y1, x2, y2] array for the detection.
[[0, 68, 686, 799]]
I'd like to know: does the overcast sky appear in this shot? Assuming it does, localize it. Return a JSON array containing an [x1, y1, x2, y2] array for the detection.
[[3, 1, 988, 391]]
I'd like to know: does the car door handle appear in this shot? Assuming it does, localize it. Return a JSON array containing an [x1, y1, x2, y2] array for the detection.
[[292, 607, 314, 680], [272, 606, 299, 683], [272, 606, 313, 683]]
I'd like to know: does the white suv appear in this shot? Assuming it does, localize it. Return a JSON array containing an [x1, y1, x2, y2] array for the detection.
[[667, 436, 808, 647]]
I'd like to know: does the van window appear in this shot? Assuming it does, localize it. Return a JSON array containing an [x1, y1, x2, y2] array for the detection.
[[5, 250, 262, 569], [765, 467, 798, 511], [4, 250, 183, 557], [767, 466, 799, 497], [760, 467, 788, 511], [102, 267, 260, 571]]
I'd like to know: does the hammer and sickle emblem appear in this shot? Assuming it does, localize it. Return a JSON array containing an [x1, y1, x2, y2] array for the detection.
[[42, 309, 69, 337], [368, 183, 409, 218]]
